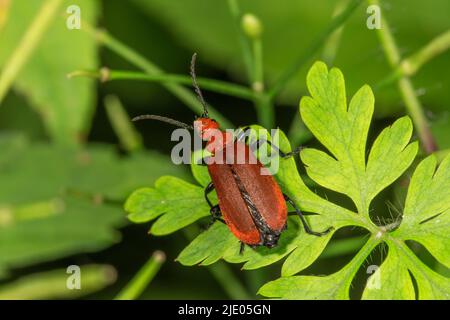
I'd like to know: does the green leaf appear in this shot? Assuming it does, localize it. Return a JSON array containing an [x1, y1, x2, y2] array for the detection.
[[399, 155, 450, 228], [362, 244, 415, 300], [269, 128, 360, 229], [0, 133, 186, 277], [388, 240, 450, 300], [0, 196, 124, 274], [226, 216, 334, 273], [280, 216, 334, 277], [393, 154, 450, 268], [190, 149, 211, 188], [259, 237, 378, 299], [125, 176, 211, 235], [402, 210, 450, 268], [0, 0, 99, 144], [176, 223, 237, 266], [300, 61, 418, 215]]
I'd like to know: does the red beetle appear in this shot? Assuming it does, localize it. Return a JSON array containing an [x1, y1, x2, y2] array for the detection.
[[133, 54, 332, 252]]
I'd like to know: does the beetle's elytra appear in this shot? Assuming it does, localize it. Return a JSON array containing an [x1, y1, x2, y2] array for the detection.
[[133, 54, 332, 252]]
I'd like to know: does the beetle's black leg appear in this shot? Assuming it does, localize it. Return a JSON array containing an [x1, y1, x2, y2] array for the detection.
[[287, 211, 316, 216], [235, 126, 253, 144], [284, 194, 333, 236], [250, 138, 302, 159], [235, 127, 301, 159], [239, 241, 245, 255], [204, 182, 215, 208], [209, 205, 225, 224], [204, 182, 226, 226]]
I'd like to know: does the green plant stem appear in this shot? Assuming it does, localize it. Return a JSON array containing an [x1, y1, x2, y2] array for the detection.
[[207, 262, 252, 300], [268, 0, 363, 100], [69, 69, 255, 101], [227, 0, 254, 83], [251, 37, 275, 128], [401, 29, 450, 76], [115, 251, 166, 300], [103, 95, 143, 152], [252, 38, 264, 93], [322, 0, 350, 64], [227, 1, 274, 128], [0, 0, 64, 104], [81, 25, 233, 129], [375, 29, 450, 89], [254, 94, 274, 129], [369, 0, 437, 154]]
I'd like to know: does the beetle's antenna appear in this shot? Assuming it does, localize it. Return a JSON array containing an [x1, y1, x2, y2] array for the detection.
[[190, 53, 209, 118], [132, 115, 194, 130]]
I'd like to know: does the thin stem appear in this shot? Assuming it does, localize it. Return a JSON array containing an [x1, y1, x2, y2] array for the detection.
[[67, 70, 106, 80], [239, 11, 274, 128], [402, 29, 450, 76], [81, 24, 233, 129], [268, 0, 363, 100], [251, 35, 275, 128], [0, 0, 64, 104], [254, 94, 274, 129], [227, 0, 254, 83], [375, 29, 450, 89], [69, 69, 255, 101], [321, 0, 350, 65], [103, 95, 143, 152], [252, 38, 264, 93], [369, 0, 437, 154], [398, 78, 437, 152], [207, 262, 252, 300], [115, 251, 166, 300]]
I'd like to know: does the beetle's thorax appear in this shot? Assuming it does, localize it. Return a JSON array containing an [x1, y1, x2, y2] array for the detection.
[[194, 118, 232, 154]]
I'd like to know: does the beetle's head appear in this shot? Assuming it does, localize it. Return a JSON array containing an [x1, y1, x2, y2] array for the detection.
[[263, 232, 281, 249], [193, 117, 220, 141]]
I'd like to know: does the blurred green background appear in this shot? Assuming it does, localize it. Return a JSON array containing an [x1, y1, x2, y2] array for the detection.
[[0, 0, 448, 299]]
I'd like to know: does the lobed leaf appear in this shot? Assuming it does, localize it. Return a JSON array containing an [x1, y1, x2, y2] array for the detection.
[[259, 237, 378, 299], [387, 240, 450, 300], [258, 62, 447, 299], [362, 244, 415, 300], [125, 176, 211, 235], [393, 154, 450, 268], [176, 223, 237, 266], [300, 62, 417, 215]]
